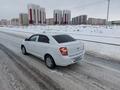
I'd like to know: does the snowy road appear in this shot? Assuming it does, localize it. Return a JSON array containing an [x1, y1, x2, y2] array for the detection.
[[0, 32, 120, 90]]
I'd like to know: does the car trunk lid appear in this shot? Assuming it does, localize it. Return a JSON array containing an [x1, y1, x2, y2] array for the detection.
[[60, 40, 84, 57]]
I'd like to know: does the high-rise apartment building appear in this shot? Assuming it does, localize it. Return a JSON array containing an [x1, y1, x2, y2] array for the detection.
[[53, 10, 71, 25], [63, 10, 71, 24], [28, 4, 46, 25], [53, 10, 62, 24]]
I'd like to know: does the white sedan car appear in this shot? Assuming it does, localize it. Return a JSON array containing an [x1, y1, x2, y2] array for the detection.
[[21, 33, 85, 69]]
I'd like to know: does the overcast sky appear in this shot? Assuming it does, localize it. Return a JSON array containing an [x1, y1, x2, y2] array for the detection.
[[0, 0, 119, 21]]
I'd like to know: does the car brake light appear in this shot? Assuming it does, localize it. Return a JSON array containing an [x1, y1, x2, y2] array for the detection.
[[59, 47, 68, 56]]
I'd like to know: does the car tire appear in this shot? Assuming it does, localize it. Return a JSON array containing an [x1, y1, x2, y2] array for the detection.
[[21, 46, 27, 55], [45, 55, 56, 69]]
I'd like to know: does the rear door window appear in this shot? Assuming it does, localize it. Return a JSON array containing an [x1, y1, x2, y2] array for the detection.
[[53, 35, 76, 43], [38, 35, 49, 43]]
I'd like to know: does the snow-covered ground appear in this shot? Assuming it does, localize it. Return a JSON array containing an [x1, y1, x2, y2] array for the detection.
[[0, 25, 120, 61], [1, 31, 120, 90]]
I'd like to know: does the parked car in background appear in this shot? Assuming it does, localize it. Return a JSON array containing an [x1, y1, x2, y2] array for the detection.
[[21, 33, 85, 69]]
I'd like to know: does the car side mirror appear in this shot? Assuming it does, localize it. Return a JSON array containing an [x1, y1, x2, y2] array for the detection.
[[25, 38, 29, 41]]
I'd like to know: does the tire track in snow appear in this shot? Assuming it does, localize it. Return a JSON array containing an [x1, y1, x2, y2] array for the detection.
[[0, 44, 63, 90]]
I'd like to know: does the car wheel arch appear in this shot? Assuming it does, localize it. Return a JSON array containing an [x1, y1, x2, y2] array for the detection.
[[44, 53, 52, 60], [44, 53, 56, 69], [44, 54, 56, 63], [21, 44, 28, 55]]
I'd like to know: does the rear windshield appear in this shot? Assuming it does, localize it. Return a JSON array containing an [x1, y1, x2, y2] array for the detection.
[[53, 35, 76, 43]]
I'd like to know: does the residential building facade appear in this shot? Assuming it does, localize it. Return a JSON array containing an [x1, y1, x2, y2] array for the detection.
[[110, 20, 120, 25], [19, 13, 29, 26], [46, 18, 54, 25], [88, 18, 106, 25], [11, 18, 19, 26], [72, 15, 87, 25], [0, 19, 9, 26]]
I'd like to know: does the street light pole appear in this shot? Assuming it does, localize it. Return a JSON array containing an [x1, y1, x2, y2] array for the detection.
[[106, 0, 110, 28]]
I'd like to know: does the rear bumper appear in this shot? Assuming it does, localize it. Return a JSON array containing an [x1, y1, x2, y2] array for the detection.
[[55, 51, 85, 66]]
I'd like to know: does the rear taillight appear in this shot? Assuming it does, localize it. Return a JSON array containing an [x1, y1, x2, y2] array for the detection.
[[59, 47, 68, 56]]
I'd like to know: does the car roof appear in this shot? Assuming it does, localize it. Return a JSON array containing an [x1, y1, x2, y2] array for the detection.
[[32, 32, 67, 36]]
